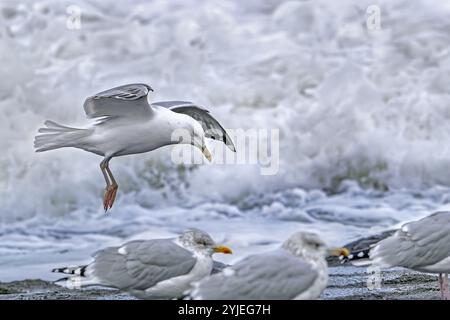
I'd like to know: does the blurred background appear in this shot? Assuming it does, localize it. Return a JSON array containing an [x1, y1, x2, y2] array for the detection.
[[2, 0, 450, 281]]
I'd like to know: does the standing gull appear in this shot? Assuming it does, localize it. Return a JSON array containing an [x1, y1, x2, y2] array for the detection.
[[52, 229, 232, 299], [188, 231, 349, 300], [34, 83, 236, 210], [344, 211, 450, 300]]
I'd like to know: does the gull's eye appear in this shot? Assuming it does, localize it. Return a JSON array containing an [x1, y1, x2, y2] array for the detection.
[[309, 242, 320, 249]]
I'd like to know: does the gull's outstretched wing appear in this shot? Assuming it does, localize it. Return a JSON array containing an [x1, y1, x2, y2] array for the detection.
[[190, 250, 318, 300], [83, 83, 153, 123], [152, 101, 236, 152], [91, 239, 197, 292]]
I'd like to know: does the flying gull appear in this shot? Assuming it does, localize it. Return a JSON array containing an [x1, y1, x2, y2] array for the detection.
[[188, 231, 349, 300], [34, 83, 236, 211], [343, 211, 450, 300], [52, 229, 232, 299]]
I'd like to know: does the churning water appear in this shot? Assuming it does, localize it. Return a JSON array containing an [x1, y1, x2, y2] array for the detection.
[[1, 0, 450, 280]]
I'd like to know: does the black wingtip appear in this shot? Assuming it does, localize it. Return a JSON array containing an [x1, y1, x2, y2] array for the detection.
[[339, 249, 371, 264]]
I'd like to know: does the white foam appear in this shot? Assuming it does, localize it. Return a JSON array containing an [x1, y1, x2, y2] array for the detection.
[[1, 0, 450, 280]]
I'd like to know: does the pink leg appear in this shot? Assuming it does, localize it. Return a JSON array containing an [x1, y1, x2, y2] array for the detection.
[[100, 158, 118, 212], [439, 273, 449, 300]]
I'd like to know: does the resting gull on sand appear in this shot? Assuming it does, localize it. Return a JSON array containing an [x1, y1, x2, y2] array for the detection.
[[188, 231, 349, 300], [52, 229, 232, 299], [34, 83, 236, 211], [343, 211, 450, 300]]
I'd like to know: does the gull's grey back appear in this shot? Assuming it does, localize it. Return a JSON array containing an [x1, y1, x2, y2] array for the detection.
[[191, 249, 318, 300], [91, 238, 197, 291], [372, 211, 450, 270]]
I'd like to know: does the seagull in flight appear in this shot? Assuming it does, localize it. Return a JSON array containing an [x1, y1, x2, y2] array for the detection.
[[34, 84, 236, 211]]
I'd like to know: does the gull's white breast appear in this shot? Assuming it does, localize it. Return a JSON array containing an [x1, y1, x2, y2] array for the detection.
[[294, 259, 328, 300]]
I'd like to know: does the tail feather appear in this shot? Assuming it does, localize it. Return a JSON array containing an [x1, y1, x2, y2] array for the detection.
[[339, 248, 372, 266], [34, 120, 90, 152], [52, 265, 88, 276], [52, 265, 102, 289], [43, 120, 83, 132], [54, 276, 98, 289]]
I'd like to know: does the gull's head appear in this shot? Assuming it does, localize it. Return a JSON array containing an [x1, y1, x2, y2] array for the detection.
[[282, 231, 349, 261], [187, 119, 212, 162], [178, 229, 232, 256]]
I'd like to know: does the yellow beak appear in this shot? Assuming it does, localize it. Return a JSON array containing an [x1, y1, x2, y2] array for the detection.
[[202, 145, 212, 162], [328, 247, 350, 257], [213, 245, 233, 254]]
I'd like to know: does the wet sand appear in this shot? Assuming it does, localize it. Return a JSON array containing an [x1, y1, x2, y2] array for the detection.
[[0, 268, 442, 300]]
